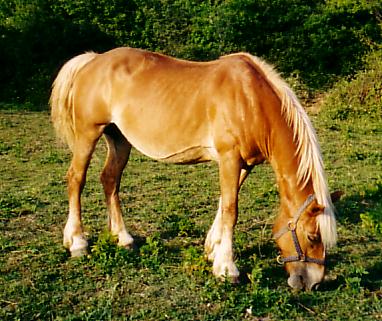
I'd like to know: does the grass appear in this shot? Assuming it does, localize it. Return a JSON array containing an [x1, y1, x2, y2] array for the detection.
[[0, 56, 381, 320]]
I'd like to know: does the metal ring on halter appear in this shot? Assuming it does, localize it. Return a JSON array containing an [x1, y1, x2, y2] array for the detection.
[[287, 221, 296, 231]]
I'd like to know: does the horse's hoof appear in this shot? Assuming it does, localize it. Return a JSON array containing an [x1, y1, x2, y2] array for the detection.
[[218, 274, 240, 284], [71, 248, 88, 257], [120, 242, 137, 251], [230, 276, 240, 284], [213, 262, 240, 284]]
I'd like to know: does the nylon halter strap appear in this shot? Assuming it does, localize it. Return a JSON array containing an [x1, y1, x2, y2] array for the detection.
[[273, 194, 326, 266]]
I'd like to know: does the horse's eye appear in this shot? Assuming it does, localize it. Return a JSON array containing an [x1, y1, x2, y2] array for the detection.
[[307, 234, 321, 243]]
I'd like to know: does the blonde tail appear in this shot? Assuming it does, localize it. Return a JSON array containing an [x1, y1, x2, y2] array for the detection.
[[50, 52, 98, 151]]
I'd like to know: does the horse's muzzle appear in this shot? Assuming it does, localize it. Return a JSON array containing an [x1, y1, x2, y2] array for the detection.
[[286, 262, 325, 291]]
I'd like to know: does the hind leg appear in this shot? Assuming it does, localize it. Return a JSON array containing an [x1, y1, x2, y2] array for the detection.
[[101, 125, 134, 248], [64, 128, 102, 257]]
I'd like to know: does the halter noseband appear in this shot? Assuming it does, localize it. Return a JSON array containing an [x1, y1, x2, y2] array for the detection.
[[273, 194, 326, 266]]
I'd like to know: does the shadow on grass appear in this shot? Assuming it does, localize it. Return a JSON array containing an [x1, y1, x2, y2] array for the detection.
[[365, 259, 382, 290], [334, 182, 382, 224]]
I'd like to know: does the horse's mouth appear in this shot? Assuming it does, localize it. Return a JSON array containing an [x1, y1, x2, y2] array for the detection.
[[287, 274, 323, 291]]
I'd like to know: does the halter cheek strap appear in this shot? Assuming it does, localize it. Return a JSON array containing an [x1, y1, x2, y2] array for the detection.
[[273, 194, 326, 266]]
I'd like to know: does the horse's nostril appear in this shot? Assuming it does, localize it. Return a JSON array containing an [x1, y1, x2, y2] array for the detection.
[[288, 275, 304, 290]]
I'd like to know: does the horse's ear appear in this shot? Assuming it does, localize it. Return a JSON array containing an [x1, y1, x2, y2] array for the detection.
[[306, 200, 325, 217], [331, 190, 343, 203]]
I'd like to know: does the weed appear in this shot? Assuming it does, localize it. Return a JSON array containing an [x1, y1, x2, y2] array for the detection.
[[345, 265, 369, 293], [247, 255, 263, 290], [87, 232, 137, 275], [360, 212, 382, 235], [161, 213, 197, 237], [182, 245, 210, 276], [139, 234, 166, 271]]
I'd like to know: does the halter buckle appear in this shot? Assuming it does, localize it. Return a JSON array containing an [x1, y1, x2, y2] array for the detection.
[[276, 255, 284, 265], [287, 221, 296, 231]]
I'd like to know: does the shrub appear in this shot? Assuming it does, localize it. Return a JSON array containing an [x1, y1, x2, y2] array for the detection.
[[1, 0, 381, 106], [323, 49, 382, 121]]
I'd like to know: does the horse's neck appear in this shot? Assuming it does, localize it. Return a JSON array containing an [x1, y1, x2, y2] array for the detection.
[[267, 120, 313, 217]]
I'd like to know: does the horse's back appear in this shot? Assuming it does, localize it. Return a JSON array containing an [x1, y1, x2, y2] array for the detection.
[[71, 48, 269, 163]]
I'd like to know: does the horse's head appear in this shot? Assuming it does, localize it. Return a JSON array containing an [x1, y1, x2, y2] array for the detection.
[[273, 195, 329, 290]]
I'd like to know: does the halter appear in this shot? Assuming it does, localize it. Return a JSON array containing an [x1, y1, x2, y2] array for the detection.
[[273, 194, 326, 266]]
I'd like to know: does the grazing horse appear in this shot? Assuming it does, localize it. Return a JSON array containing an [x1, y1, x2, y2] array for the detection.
[[50, 47, 337, 290]]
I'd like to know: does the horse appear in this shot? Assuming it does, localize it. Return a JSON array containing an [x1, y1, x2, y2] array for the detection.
[[50, 47, 338, 290]]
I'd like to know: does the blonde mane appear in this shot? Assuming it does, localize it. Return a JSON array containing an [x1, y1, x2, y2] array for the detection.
[[234, 53, 337, 249]]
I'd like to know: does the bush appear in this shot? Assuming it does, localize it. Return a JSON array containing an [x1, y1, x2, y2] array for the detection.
[[0, 0, 381, 107], [323, 49, 382, 121], [0, 0, 114, 107]]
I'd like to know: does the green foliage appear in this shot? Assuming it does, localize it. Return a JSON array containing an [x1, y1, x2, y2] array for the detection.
[[139, 233, 166, 271], [161, 213, 197, 237], [292, 0, 382, 87], [182, 245, 210, 276], [0, 0, 113, 106], [325, 49, 382, 121], [246, 255, 263, 289], [87, 231, 169, 274], [88, 232, 134, 274], [360, 212, 382, 235], [345, 265, 369, 293]]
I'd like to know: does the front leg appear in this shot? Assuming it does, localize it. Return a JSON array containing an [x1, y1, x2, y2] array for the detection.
[[205, 165, 252, 281], [206, 153, 242, 282]]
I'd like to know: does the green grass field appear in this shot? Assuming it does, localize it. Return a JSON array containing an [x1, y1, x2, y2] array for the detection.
[[0, 60, 381, 320]]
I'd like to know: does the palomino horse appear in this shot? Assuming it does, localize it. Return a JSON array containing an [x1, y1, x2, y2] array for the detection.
[[50, 47, 337, 290]]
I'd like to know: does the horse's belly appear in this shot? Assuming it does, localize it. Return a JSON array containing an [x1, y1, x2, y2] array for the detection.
[[121, 137, 218, 164], [113, 118, 217, 164], [155, 145, 217, 164]]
